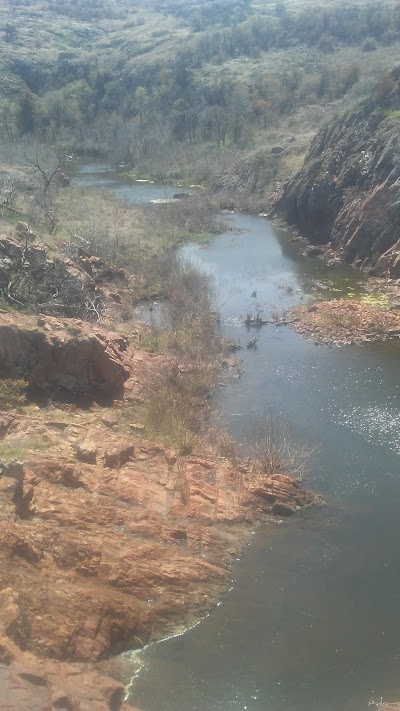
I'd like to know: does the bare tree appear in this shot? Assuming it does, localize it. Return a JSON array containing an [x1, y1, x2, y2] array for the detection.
[[0, 172, 25, 212], [24, 146, 65, 193], [247, 413, 316, 480]]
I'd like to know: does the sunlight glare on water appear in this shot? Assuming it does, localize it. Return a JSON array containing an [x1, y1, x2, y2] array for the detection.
[[336, 405, 400, 455]]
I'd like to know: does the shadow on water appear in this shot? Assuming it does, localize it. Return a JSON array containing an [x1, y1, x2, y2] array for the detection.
[[75, 166, 400, 711]]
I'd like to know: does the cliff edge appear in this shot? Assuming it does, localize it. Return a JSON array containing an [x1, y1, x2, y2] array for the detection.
[[274, 66, 400, 278]]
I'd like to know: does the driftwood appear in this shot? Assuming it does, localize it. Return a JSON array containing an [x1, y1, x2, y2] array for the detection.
[[245, 312, 269, 327]]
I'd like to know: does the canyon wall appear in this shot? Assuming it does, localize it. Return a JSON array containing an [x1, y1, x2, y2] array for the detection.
[[274, 67, 400, 277]]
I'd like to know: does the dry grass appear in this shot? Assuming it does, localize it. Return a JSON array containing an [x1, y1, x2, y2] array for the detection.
[[55, 185, 149, 255], [0, 379, 28, 411], [290, 300, 400, 344], [139, 363, 214, 454], [323, 301, 394, 334], [0, 436, 50, 464], [246, 413, 316, 481], [134, 256, 224, 453]]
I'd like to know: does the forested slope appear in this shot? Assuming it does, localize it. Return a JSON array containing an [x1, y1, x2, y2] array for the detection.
[[1, 0, 400, 184]]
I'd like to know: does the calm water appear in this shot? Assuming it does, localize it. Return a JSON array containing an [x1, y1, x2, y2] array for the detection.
[[75, 162, 187, 203], [75, 167, 400, 711]]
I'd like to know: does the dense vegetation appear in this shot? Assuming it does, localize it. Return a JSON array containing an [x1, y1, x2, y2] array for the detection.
[[1, 0, 399, 180]]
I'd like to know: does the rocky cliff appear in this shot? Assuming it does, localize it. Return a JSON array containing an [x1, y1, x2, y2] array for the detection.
[[274, 66, 400, 277]]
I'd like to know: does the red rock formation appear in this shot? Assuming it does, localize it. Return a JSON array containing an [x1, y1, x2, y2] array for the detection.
[[0, 310, 325, 705], [0, 313, 149, 397], [0, 632, 134, 711], [0, 408, 324, 704], [329, 181, 400, 276], [274, 66, 400, 277]]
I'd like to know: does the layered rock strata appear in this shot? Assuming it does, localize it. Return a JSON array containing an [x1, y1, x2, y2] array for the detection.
[[0, 412, 324, 707], [0, 315, 325, 707], [274, 66, 400, 277]]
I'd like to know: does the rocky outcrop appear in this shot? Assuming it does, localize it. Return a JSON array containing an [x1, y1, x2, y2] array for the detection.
[[274, 66, 400, 277], [0, 406, 324, 703], [0, 313, 131, 396], [0, 632, 133, 711], [287, 300, 400, 345]]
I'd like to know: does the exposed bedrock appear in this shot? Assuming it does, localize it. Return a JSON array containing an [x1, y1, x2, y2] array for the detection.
[[0, 313, 130, 396], [274, 66, 400, 277], [0, 411, 324, 705]]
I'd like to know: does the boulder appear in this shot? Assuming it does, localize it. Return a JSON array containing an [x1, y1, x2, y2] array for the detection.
[[75, 440, 98, 464], [0, 313, 130, 396], [15, 222, 32, 238], [0, 237, 23, 261], [0, 633, 131, 710]]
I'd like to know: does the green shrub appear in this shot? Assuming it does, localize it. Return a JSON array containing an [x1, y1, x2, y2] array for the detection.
[[362, 37, 378, 52], [0, 379, 28, 411], [0, 436, 49, 463]]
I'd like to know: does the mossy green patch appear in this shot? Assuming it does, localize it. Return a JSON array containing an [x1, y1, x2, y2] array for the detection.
[[359, 292, 390, 308], [0, 379, 28, 411], [187, 231, 212, 245], [0, 436, 50, 463], [383, 109, 400, 122]]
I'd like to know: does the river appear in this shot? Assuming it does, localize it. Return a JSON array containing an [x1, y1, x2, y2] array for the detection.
[[75, 164, 400, 711]]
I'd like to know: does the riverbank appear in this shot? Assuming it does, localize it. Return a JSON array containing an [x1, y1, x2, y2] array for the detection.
[[0, 393, 325, 653], [267, 211, 400, 346], [0, 313, 325, 709], [0, 169, 327, 708], [285, 298, 400, 346]]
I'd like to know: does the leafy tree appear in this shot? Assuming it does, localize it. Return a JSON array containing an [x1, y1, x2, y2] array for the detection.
[[4, 22, 17, 43], [134, 86, 150, 124], [17, 92, 35, 136]]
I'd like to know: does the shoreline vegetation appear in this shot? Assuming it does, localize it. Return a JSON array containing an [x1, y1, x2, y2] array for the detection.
[[285, 299, 400, 346]]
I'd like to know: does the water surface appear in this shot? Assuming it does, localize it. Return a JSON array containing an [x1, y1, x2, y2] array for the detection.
[[75, 162, 188, 204], [75, 166, 400, 711]]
